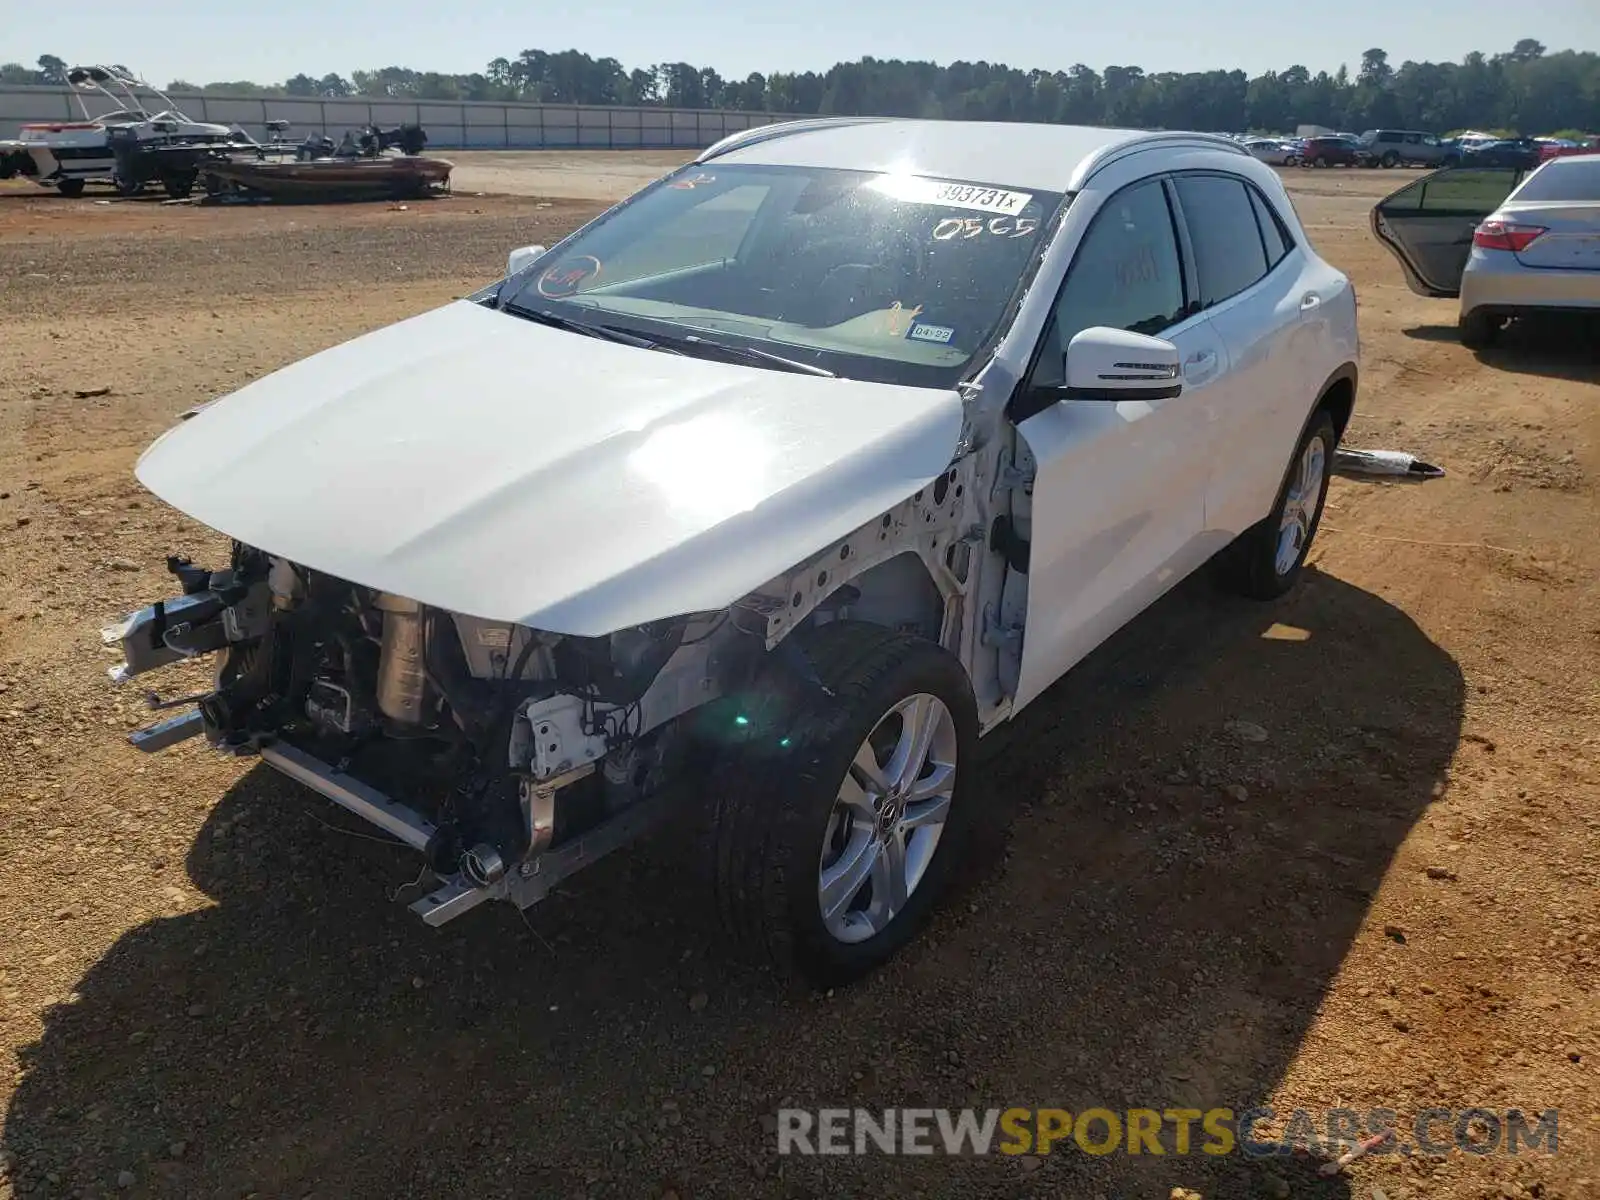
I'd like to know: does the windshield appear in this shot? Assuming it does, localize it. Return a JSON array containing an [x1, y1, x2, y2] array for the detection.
[[499, 164, 1063, 386]]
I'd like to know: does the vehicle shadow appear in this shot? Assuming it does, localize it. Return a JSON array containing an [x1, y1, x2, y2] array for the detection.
[[1405, 315, 1600, 383], [5, 567, 1462, 1199]]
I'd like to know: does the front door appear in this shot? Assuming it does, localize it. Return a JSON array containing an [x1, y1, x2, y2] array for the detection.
[[1371, 167, 1525, 297], [1010, 175, 1223, 710]]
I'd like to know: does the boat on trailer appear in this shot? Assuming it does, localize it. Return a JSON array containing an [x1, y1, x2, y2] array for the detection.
[[201, 153, 454, 202], [195, 124, 453, 202], [10, 65, 236, 196]]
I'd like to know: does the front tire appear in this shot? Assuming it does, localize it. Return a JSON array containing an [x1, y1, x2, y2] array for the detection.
[[1217, 410, 1336, 600], [705, 621, 979, 987], [56, 178, 85, 198]]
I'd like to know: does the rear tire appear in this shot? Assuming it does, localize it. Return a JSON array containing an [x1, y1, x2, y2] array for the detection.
[[1314, 155, 1329, 168], [56, 178, 85, 198], [1216, 410, 1337, 601], [1459, 309, 1504, 350], [1380, 150, 1400, 168], [704, 621, 979, 987]]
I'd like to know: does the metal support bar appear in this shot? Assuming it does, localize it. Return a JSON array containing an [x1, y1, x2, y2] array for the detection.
[[129, 709, 205, 752], [260, 741, 438, 854], [506, 788, 676, 910], [411, 876, 499, 926]]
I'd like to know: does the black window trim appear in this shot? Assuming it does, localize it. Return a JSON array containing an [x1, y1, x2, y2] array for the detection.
[[1166, 169, 1297, 313], [1245, 180, 1296, 268], [1008, 173, 1194, 423]]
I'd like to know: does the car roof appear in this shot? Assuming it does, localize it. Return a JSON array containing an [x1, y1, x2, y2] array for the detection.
[[698, 118, 1244, 193]]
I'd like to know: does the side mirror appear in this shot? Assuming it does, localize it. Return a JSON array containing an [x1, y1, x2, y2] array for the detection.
[[507, 244, 547, 278], [1061, 326, 1183, 401]]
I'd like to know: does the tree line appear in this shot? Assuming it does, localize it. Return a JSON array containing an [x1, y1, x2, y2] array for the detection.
[[4, 40, 1596, 138]]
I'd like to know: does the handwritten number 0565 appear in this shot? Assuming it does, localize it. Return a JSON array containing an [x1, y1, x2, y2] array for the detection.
[[933, 216, 1038, 241]]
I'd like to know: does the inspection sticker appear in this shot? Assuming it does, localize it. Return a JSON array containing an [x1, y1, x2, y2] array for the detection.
[[907, 322, 956, 344], [866, 174, 1033, 215]]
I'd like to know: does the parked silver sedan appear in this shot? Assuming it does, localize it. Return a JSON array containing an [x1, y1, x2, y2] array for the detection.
[[1244, 138, 1298, 167], [1371, 155, 1600, 347]]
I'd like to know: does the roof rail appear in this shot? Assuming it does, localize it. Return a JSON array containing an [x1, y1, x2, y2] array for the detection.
[[696, 116, 892, 163], [1076, 130, 1248, 185]]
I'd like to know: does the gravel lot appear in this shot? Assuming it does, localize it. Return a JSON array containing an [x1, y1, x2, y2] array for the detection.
[[0, 158, 1597, 1200]]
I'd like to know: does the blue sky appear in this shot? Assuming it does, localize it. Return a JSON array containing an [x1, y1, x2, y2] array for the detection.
[[4, 0, 1596, 86]]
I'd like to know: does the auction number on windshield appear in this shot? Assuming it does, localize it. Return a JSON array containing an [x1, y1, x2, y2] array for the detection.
[[932, 216, 1040, 240], [931, 184, 1031, 212], [864, 175, 1034, 215]]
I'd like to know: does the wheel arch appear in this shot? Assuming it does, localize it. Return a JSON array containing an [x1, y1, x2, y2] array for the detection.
[[744, 458, 977, 665], [806, 550, 947, 647], [1314, 362, 1358, 443]]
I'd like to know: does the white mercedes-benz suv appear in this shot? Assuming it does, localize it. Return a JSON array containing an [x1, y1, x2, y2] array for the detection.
[[106, 118, 1359, 984]]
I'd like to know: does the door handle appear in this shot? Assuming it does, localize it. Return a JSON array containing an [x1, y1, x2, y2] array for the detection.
[[1184, 350, 1217, 381], [1300, 291, 1322, 311]]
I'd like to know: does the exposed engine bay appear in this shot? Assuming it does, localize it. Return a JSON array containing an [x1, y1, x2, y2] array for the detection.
[[103, 453, 992, 926]]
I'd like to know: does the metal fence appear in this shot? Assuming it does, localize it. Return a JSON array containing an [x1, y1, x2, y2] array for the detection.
[[0, 85, 788, 149]]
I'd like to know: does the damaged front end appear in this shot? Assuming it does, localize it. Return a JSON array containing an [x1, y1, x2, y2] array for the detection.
[[105, 544, 759, 925]]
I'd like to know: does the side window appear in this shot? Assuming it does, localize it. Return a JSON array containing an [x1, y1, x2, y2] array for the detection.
[[1028, 178, 1185, 389], [1383, 169, 1525, 214], [1174, 175, 1270, 307], [1405, 133, 1422, 144], [1248, 186, 1292, 268]]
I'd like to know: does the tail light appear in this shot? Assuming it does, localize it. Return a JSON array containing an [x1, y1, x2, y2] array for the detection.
[[1473, 220, 1547, 252]]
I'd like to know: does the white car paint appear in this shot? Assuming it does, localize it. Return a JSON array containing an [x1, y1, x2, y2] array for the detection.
[[702, 118, 1152, 195], [991, 143, 1354, 709], [111, 118, 1362, 948], [136, 300, 965, 637], [135, 118, 1357, 719]]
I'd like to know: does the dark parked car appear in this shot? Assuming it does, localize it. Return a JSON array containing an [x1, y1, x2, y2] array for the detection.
[[1300, 135, 1365, 168], [1462, 138, 1544, 170]]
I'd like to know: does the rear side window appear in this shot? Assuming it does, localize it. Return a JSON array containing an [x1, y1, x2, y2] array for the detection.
[[1512, 160, 1600, 202], [1385, 169, 1525, 214], [1174, 175, 1269, 306], [1249, 187, 1292, 266]]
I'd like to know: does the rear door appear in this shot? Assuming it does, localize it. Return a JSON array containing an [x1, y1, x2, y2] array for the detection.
[[1500, 158, 1600, 271], [1168, 173, 1319, 538], [1372, 167, 1525, 296]]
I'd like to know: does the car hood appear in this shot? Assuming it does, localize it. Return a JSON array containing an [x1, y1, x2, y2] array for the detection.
[[137, 300, 964, 636]]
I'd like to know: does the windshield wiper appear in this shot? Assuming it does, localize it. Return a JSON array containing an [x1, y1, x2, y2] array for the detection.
[[646, 331, 837, 377], [501, 302, 664, 350]]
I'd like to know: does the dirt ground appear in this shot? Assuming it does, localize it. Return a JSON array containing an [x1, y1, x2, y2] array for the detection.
[[0, 159, 1596, 1200]]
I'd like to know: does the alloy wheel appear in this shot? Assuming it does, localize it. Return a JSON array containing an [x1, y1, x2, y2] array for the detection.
[[1275, 433, 1328, 575], [817, 693, 958, 944]]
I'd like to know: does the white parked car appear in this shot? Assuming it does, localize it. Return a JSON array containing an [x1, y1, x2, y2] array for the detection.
[[1245, 137, 1299, 166], [107, 118, 1360, 984]]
